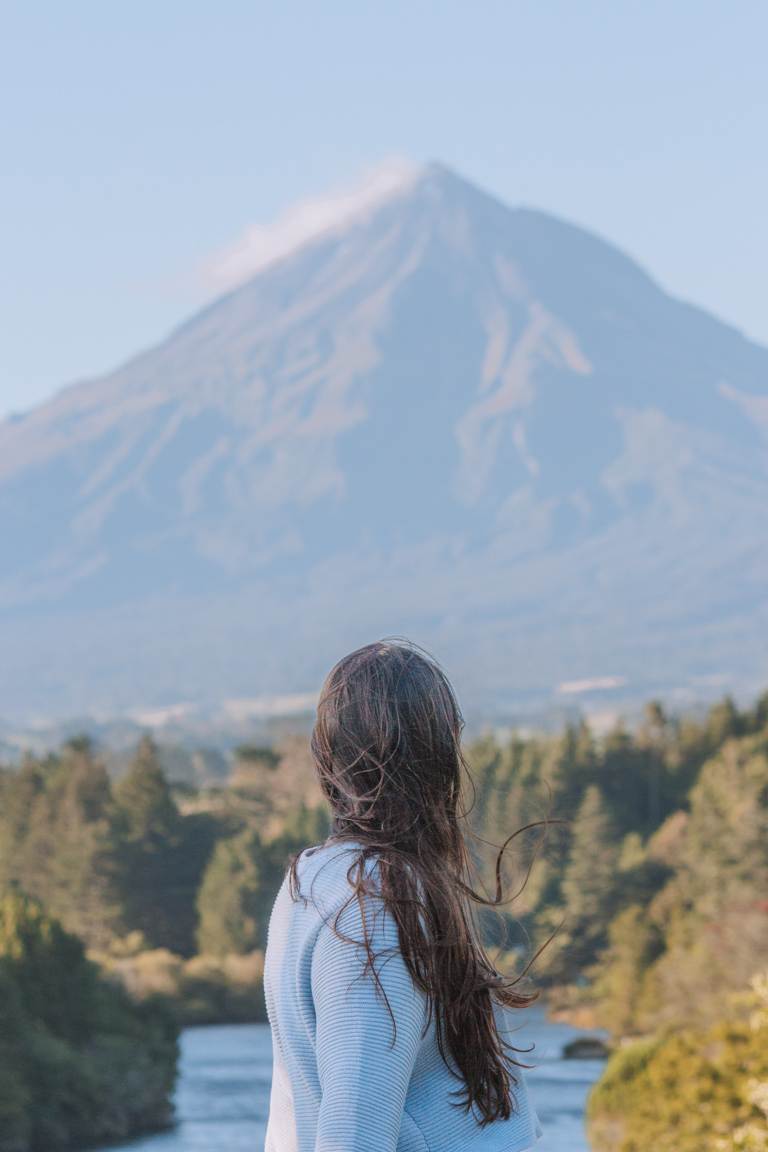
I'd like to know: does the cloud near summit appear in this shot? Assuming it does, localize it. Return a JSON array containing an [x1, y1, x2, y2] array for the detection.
[[204, 157, 419, 291]]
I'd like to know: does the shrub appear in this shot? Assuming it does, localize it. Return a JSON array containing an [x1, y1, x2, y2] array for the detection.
[[588, 972, 768, 1152], [0, 891, 178, 1152]]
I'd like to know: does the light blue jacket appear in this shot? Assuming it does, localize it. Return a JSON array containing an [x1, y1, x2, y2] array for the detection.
[[263, 839, 542, 1151]]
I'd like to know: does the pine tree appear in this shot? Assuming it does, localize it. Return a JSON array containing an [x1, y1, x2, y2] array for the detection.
[[0, 743, 125, 950], [196, 830, 265, 956], [45, 740, 124, 949], [553, 720, 598, 815], [561, 784, 620, 971], [591, 904, 663, 1035], [0, 756, 47, 893], [113, 736, 188, 952], [114, 735, 180, 842], [705, 694, 742, 746]]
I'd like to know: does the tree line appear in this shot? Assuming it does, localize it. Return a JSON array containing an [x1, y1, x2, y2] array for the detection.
[[1, 691, 767, 1150], [464, 692, 768, 1030], [1, 694, 766, 1011], [0, 735, 328, 960], [460, 694, 768, 1150]]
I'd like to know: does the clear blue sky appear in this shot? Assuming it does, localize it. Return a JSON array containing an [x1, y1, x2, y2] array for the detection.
[[2, 0, 767, 417]]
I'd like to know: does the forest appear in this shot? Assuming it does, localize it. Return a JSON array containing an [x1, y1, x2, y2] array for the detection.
[[0, 692, 766, 1151]]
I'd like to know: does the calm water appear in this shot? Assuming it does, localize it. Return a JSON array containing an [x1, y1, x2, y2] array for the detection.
[[101, 1007, 604, 1152]]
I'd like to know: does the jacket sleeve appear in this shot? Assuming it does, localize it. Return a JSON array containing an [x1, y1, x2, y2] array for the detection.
[[310, 886, 428, 1152]]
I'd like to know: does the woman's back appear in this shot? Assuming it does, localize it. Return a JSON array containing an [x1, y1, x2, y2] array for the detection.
[[263, 838, 542, 1152]]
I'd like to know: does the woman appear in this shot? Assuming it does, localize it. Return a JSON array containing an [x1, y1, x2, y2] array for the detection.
[[264, 640, 543, 1151]]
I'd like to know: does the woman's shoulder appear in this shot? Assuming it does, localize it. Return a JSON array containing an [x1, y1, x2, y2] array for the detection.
[[288, 838, 390, 932], [297, 836, 367, 872], [291, 836, 368, 901], [266, 841, 363, 951]]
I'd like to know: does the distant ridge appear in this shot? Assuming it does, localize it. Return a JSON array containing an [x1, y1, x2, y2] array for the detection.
[[1, 163, 766, 719]]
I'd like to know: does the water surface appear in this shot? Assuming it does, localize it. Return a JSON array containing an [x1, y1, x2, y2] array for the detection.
[[101, 1007, 603, 1151]]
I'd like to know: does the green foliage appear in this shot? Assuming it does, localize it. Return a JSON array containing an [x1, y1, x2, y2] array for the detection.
[[196, 798, 329, 957], [0, 968, 31, 1152], [0, 731, 328, 965], [114, 735, 181, 842], [196, 830, 266, 955], [0, 891, 178, 1152], [0, 890, 99, 1044], [461, 691, 768, 1020], [582, 719, 768, 1149], [588, 971, 768, 1152], [98, 947, 267, 1026], [559, 785, 620, 969], [589, 905, 664, 1036], [233, 744, 281, 771], [113, 735, 214, 955], [0, 689, 765, 1148], [0, 730, 326, 1148], [0, 744, 124, 951]]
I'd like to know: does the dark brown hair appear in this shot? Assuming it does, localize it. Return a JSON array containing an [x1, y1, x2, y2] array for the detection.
[[288, 638, 545, 1126]]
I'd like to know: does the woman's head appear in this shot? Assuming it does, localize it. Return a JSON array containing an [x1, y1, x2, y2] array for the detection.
[[292, 638, 541, 1128], [310, 639, 464, 851]]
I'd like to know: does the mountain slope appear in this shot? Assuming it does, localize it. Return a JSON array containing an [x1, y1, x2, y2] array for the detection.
[[1, 164, 767, 717]]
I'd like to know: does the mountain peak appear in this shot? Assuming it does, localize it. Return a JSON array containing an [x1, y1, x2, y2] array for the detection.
[[207, 158, 426, 289], [1, 163, 767, 719]]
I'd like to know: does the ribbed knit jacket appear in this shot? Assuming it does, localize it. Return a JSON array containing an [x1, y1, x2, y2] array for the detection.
[[263, 839, 542, 1152]]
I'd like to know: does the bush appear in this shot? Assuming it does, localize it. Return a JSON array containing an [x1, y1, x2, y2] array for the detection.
[[588, 972, 768, 1152], [100, 946, 267, 1026], [0, 891, 178, 1152]]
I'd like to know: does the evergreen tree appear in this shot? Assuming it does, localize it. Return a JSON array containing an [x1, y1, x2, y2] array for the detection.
[[552, 720, 598, 816], [750, 689, 768, 733], [0, 756, 47, 893], [45, 741, 124, 949], [560, 785, 620, 971], [196, 807, 329, 957], [591, 904, 663, 1035], [277, 801, 330, 846], [0, 889, 98, 1044], [670, 733, 768, 927], [196, 830, 265, 956], [0, 743, 124, 949], [465, 734, 501, 831], [597, 723, 667, 837], [0, 891, 178, 1152], [705, 694, 743, 746], [0, 965, 30, 1151], [114, 735, 180, 842], [644, 733, 768, 1023], [113, 736, 189, 952]]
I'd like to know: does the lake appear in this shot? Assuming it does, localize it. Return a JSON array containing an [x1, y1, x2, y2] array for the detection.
[[100, 1007, 604, 1151]]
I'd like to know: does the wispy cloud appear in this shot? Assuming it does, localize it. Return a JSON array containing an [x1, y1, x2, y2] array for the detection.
[[204, 157, 420, 291]]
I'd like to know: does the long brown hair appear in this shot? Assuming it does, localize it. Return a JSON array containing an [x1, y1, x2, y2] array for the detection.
[[288, 639, 544, 1126]]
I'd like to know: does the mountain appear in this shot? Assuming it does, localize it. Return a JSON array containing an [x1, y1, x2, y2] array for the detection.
[[1, 163, 767, 720]]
